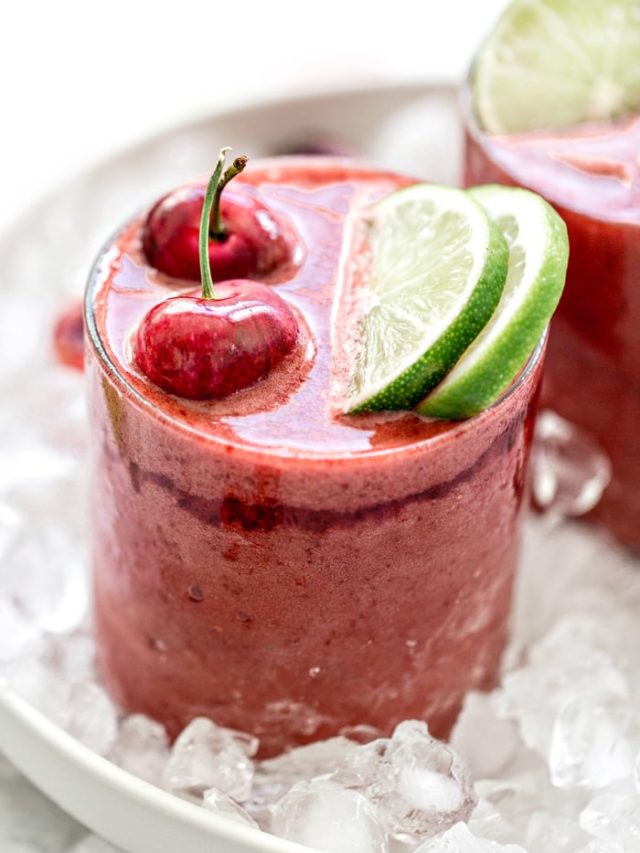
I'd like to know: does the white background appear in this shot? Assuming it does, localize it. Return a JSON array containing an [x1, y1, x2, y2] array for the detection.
[[1, 0, 509, 233]]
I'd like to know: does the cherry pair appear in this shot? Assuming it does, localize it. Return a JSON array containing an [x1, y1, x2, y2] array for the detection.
[[135, 148, 298, 400]]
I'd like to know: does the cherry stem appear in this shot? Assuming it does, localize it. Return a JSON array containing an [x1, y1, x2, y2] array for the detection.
[[199, 148, 229, 300], [210, 154, 249, 241], [199, 149, 250, 299]]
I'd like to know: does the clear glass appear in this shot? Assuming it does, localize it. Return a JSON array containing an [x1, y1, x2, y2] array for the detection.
[[85, 162, 546, 757]]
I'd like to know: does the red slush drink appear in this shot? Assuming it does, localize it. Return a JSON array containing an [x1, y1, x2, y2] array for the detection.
[[464, 102, 640, 549], [86, 160, 543, 756]]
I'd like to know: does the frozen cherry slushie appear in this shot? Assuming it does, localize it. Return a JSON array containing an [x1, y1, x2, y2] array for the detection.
[[86, 160, 543, 756]]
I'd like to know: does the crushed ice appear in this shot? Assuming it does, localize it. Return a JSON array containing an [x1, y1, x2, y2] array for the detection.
[[1, 290, 640, 852]]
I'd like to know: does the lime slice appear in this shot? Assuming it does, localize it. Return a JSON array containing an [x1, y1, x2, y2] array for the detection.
[[418, 185, 569, 420], [473, 0, 640, 134], [346, 184, 509, 413]]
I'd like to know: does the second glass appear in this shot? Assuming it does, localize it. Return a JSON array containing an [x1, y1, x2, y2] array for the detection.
[[463, 87, 640, 550]]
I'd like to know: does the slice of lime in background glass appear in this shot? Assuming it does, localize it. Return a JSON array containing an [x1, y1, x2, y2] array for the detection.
[[347, 184, 509, 413], [419, 184, 569, 420], [473, 0, 640, 134]]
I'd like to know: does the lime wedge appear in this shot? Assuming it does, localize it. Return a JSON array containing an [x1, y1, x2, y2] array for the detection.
[[473, 0, 640, 134], [347, 184, 509, 413], [418, 185, 569, 420]]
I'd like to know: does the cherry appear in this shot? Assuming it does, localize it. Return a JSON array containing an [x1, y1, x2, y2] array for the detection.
[[134, 148, 299, 400], [142, 153, 290, 281], [134, 281, 298, 400], [52, 300, 84, 371]]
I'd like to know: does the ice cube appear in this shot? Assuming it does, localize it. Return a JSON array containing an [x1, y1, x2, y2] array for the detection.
[[471, 778, 538, 845], [242, 781, 289, 830], [468, 797, 520, 847], [110, 715, 170, 786], [163, 717, 257, 800], [549, 688, 637, 789], [531, 410, 611, 519], [469, 748, 576, 846], [580, 787, 640, 846], [414, 821, 526, 852], [269, 778, 388, 853], [257, 736, 358, 788], [62, 681, 118, 756], [511, 518, 626, 657], [0, 599, 40, 662], [525, 811, 590, 852], [203, 787, 259, 828], [40, 631, 96, 684], [248, 736, 360, 824], [1, 631, 104, 745], [502, 645, 628, 759], [332, 720, 476, 841], [0, 440, 76, 498], [0, 521, 88, 635], [451, 693, 521, 779], [0, 289, 48, 373], [2, 657, 69, 723]]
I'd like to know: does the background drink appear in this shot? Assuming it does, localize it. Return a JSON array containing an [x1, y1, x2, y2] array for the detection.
[[463, 94, 640, 549], [86, 160, 544, 756]]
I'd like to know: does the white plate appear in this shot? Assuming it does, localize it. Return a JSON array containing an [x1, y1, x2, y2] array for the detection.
[[0, 81, 460, 853]]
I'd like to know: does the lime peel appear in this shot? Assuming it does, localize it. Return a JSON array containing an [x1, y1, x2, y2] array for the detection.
[[419, 184, 569, 420], [347, 184, 509, 413]]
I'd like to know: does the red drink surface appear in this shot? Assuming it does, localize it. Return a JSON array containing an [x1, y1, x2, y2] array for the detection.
[[464, 108, 640, 549], [86, 159, 542, 756]]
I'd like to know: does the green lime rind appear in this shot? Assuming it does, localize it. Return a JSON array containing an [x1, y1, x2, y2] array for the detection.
[[473, 0, 640, 135], [418, 184, 569, 420], [347, 184, 509, 413]]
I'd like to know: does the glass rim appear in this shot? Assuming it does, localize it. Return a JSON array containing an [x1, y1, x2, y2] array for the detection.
[[84, 209, 546, 465]]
